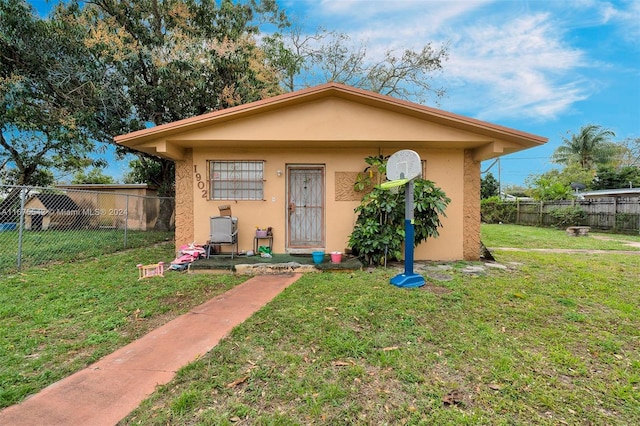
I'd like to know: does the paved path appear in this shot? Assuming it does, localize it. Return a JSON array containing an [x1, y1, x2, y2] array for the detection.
[[0, 274, 302, 426]]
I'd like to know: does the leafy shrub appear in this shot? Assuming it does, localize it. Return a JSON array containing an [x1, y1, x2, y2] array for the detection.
[[349, 179, 450, 266], [481, 196, 517, 224], [548, 206, 586, 228], [615, 212, 638, 231]]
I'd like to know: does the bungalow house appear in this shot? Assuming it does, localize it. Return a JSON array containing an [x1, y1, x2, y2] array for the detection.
[[24, 193, 80, 230], [577, 188, 640, 200], [115, 83, 547, 261], [55, 184, 166, 230]]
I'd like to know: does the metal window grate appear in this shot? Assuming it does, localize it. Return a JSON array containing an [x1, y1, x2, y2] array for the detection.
[[209, 160, 264, 200]]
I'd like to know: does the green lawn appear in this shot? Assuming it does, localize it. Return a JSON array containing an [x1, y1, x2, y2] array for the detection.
[[2, 225, 639, 425], [119, 225, 639, 425], [0, 229, 174, 274], [483, 223, 640, 251], [0, 243, 246, 408]]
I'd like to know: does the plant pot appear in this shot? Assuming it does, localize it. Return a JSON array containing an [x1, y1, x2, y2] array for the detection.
[[330, 251, 342, 263], [256, 230, 268, 238], [312, 251, 325, 265]]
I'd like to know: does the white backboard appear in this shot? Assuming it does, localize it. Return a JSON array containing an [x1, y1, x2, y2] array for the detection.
[[386, 150, 422, 181]]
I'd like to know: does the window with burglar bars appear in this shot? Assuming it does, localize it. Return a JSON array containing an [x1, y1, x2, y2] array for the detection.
[[209, 160, 264, 200]]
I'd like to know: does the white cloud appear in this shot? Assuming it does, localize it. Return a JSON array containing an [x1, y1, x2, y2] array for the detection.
[[441, 12, 590, 121], [289, 1, 604, 122]]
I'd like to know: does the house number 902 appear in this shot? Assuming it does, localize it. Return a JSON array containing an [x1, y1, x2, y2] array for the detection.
[[194, 165, 208, 198]]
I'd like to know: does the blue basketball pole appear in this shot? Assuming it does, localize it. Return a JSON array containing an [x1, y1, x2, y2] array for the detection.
[[390, 179, 425, 288]]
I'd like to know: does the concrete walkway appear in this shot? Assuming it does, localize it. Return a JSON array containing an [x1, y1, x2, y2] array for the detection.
[[0, 274, 302, 426]]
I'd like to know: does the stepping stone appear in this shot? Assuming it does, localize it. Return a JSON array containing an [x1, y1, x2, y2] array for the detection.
[[461, 265, 485, 274], [425, 272, 454, 282], [484, 262, 508, 270]]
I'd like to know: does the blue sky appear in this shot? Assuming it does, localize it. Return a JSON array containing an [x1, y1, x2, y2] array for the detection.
[[30, 0, 639, 187], [281, 0, 640, 187]]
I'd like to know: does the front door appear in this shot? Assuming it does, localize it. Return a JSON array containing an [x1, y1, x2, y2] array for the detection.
[[287, 166, 324, 250]]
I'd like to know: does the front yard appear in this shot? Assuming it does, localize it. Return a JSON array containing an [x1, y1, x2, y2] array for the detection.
[[0, 243, 246, 408], [1, 225, 639, 424], [121, 225, 639, 425]]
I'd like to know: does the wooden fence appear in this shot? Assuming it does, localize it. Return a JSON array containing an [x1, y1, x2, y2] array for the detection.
[[511, 198, 640, 232]]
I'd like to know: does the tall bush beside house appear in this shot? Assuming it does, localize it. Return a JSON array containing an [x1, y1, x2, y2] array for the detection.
[[349, 179, 450, 266]]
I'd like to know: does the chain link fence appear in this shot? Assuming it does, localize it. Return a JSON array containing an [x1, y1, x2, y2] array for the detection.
[[0, 185, 175, 274]]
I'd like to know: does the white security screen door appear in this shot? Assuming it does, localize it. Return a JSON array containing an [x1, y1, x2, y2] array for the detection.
[[287, 166, 324, 248]]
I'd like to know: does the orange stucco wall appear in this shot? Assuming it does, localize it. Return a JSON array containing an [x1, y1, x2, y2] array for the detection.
[[178, 146, 470, 261], [175, 149, 195, 247], [463, 150, 481, 260], [119, 86, 545, 261], [163, 94, 499, 261]]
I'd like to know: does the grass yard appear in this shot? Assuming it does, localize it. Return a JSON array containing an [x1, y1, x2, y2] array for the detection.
[[0, 243, 246, 408], [1, 225, 638, 424], [0, 229, 174, 274], [118, 225, 639, 425], [483, 224, 640, 251]]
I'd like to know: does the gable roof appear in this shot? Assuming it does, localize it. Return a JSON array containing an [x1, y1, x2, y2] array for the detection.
[[28, 194, 79, 211], [115, 83, 547, 161]]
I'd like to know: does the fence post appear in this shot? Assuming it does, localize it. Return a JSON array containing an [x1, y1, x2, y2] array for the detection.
[[17, 186, 27, 271], [124, 195, 129, 248], [539, 201, 544, 226], [516, 199, 520, 224]]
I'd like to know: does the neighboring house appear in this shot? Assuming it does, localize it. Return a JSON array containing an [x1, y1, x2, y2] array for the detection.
[[577, 188, 640, 200], [55, 184, 165, 230], [116, 83, 547, 261], [24, 194, 80, 230]]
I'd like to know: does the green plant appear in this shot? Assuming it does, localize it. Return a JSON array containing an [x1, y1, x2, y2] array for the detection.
[[526, 174, 574, 201], [353, 155, 387, 192], [349, 179, 450, 266], [548, 206, 587, 228], [481, 196, 517, 223], [481, 172, 499, 199], [615, 212, 638, 231]]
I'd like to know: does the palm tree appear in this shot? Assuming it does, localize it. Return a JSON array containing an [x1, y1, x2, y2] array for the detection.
[[552, 124, 616, 170]]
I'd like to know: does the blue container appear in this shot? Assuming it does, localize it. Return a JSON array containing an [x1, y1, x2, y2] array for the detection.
[[312, 251, 325, 265], [0, 223, 17, 232]]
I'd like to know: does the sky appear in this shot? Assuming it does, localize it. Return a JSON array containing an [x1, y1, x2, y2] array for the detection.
[[29, 0, 640, 187]]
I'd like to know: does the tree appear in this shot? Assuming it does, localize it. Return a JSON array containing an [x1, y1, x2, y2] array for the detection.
[[72, 168, 116, 184], [617, 137, 640, 168], [0, 0, 106, 188], [501, 184, 529, 198], [481, 172, 499, 199], [592, 165, 640, 190], [271, 26, 448, 103], [525, 174, 573, 201], [552, 124, 617, 170], [525, 163, 596, 201], [58, 0, 289, 230]]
